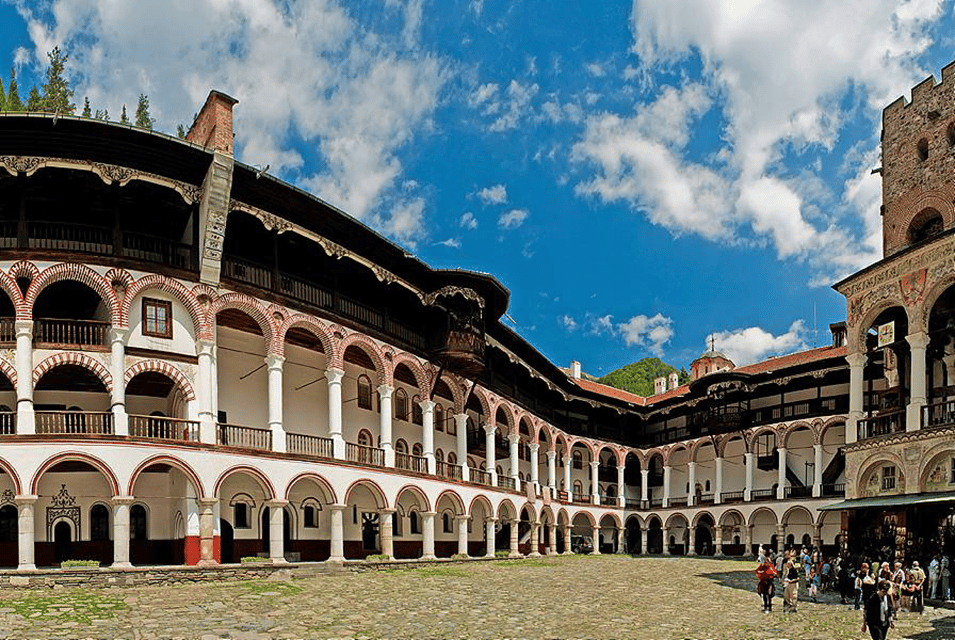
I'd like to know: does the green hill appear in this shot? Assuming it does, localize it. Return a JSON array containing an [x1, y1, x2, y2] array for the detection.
[[597, 358, 689, 397]]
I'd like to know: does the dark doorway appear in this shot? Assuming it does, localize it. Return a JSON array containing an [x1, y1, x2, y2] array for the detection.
[[219, 519, 234, 563], [54, 521, 72, 564], [695, 525, 713, 555], [626, 518, 641, 554], [261, 507, 270, 553], [361, 512, 379, 552]]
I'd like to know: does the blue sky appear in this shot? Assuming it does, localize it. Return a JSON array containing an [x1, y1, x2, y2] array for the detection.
[[2, 0, 954, 378]]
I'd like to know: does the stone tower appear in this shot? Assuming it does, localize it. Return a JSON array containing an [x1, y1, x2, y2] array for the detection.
[[880, 61, 955, 257]]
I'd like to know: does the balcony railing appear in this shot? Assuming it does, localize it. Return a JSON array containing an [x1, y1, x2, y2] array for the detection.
[[396, 453, 427, 473], [571, 492, 590, 504], [857, 410, 905, 440], [784, 486, 812, 499], [822, 483, 845, 497], [29, 220, 112, 254], [217, 423, 271, 451], [36, 411, 112, 435], [751, 488, 775, 501], [34, 318, 110, 347], [436, 461, 462, 481], [649, 497, 663, 508], [122, 231, 195, 271], [0, 318, 15, 344], [346, 443, 384, 467], [669, 497, 688, 507], [722, 490, 745, 503], [923, 400, 955, 430], [698, 493, 715, 504], [0, 411, 13, 435], [600, 495, 617, 506], [128, 415, 199, 442], [469, 468, 490, 486], [625, 498, 641, 508], [498, 476, 516, 491], [287, 433, 333, 458]]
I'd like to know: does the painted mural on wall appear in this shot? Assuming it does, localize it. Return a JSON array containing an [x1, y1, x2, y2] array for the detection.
[[924, 454, 954, 492], [861, 463, 905, 497]]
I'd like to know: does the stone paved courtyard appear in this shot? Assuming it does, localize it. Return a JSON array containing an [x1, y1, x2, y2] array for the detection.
[[0, 555, 953, 639]]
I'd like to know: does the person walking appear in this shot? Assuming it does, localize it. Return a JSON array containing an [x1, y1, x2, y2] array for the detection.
[[783, 552, 800, 613], [908, 563, 924, 614], [808, 565, 819, 603], [756, 557, 777, 613], [861, 580, 896, 640], [927, 555, 939, 600], [941, 556, 950, 600]]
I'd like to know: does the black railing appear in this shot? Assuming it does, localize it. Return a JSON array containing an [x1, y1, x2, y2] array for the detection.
[[784, 486, 812, 499], [750, 396, 846, 426], [280, 273, 333, 310], [751, 488, 775, 501], [722, 490, 744, 503], [122, 231, 195, 270], [822, 483, 845, 497], [857, 410, 905, 440], [0, 318, 15, 343], [346, 443, 384, 467], [0, 412, 14, 435], [29, 220, 112, 254], [287, 433, 334, 458], [0, 220, 16, 248], [129, 415, 199, 442], [221, 256, 272, 290]]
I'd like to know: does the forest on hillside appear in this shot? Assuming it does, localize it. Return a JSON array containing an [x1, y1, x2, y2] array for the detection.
[[597, 358, 690, 397]]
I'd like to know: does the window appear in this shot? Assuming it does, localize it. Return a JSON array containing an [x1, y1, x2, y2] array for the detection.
[[412, 395, 423, 425], [573, 480, 583, 496], [705, 480, 711, 492], [358, 429, 373, 447], [395, 389, 409, 421], [447, 411, 457, 435], [396, 439, 408, 455], [573, 451, 583, 469], [234, 503, 250, 529], [881, 465, 897, 491], [917, 137, 929, 161], [409, 511, 420, 534], [90, 504, 110, 541], [357, 375, 372, 410], [392, 511, 401, 537], [130, 504, 148, 540], [435, 449, 444, 463], [412, 443, 423, 457], [142, 298, 173, 338], [448, 452, 457, 465], [303, 505, 319, 528], [435, 404, 444, 432], [443, 512, 453, 533]]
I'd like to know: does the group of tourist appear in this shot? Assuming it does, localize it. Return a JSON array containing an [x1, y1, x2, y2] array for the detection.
[[754, 547, 951, 639]]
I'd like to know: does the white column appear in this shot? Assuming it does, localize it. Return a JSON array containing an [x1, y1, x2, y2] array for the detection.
[[846, 352, 866, 444], [547, 451, 557, 489], [268, 500, 287, 562], [197, 498, 218, 566], [110, 328, 128, 436], [485, 517, 496, 558], [509, 518, 520, 557], [563, 458, 572, 497], [14, 320, 34, 435], [112, 496, 134, 568], [378, 385, 394, 467], [590, 460, 600, 505], [714, 456, 723, 505], [745, 524, 753, 556], [777, 447, 787, 499], [528, 522, 541, 557], [715, 526, 724, 556], [640, 469, 649, 506], [616, 464, 626, 508], [484, 423, 497, 486], [421, 512, 436, 559], [380, 509, 394, 560], [329, 505, 345, 562], [776, 524, 786, 551], [563, 524, 573, 555], [687, 526, 696, 556], [455, 413, 469, 482], [812, 443, 823, 497], [744, 452, 754, 501], [548, 524, 558, 555], [687, 461, 697, 506], [327, 369, 345, 460], [616, 526, 625, 554], [907, 331, 929, 432], [15, 495, 36, 571], [591, 524, 601, 555], [456, 515, 469, 556], [196, 339, 216, 444], [421, 399, 435, 474], [663, 465, 672, 507], [266, 355, 285, 453], [529, 443, 540, 487], [508, 434, 520, 490]]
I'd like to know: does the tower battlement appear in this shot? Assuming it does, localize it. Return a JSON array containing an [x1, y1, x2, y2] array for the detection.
[[883, 61, 955, 123]]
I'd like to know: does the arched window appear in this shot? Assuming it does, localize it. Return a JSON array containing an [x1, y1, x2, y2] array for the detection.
[[358, 429, 373, 447], [448, 452, 457, 465], [412, 395, 423, 426], [303, 505, 319, 528], [0, 505, 16, 542], [435, 449, 444, 463], [395, 439, 409, 454], [573, 480, 583, 496], [412, 443, 423, 457], [130, 504, 148, 540], [704, 480, 711, 492], [443, 511, 453, 533], [572, 451, 583, 469], [90, 504, 110, 541], [447, 411, 457, 435], [357, 375, 373, 410], [909, 208, 944, 244], [409, 510, 420, 534], [518, 472, 525, 482], [435, 404, 444, 432], [394, 389, 409, 421]]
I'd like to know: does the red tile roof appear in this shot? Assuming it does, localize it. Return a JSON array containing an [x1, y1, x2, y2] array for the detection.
[[570, 377, 647, 406]]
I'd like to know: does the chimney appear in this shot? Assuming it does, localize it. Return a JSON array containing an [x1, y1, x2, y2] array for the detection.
[[570, 360, 581, 379], [668, 372, 679, 390], [654, 377, 666, 395], [186, 90, 238, 154], [830, 322, 847, 348]]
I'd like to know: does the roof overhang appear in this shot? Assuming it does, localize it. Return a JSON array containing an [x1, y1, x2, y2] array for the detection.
[[819, 490, 955, 510]]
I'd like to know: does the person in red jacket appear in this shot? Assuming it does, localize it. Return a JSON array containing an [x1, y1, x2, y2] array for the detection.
[[756, 558, 777, 613]]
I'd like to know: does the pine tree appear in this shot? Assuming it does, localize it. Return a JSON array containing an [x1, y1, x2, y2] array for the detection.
[[82, 96, 91, 118], [102, 108, 109, 122], [134, 93, 154, 129], [176, 124, 186, 139], [6, 67, 22, 112], [120, 104, 129, 124], [40, 46, 74, 113], [26, 85, 42, 112], [0, 77, 5, 112]]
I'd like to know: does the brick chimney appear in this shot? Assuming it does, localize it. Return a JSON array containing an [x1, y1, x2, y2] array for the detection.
[[186, 90, 238, 154]]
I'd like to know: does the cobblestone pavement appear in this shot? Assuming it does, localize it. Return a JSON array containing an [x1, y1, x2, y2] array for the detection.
[[0, 555, 953, 639]]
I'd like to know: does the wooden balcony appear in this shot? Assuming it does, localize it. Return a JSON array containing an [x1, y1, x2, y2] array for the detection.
[[600, 495, 617, 506], [287, 433, 333, 458], [36, 411, 112, 435], [857, 409, 905, 440], [923, 399, 955, 430], [346, 443, 384, 467], [217, 423, 271, 451], [0, 318, 15, 344], [129, 415, 199, 442], [822, 483, 845, 497], [396, 453, 427, 473], [751, 488, 775, 501], [498, 476, 516, 491], [469, 468, 491, 486], [722, 490, 745, 503], [436, 461, 462, 481], [571, 492, 590, 505], [34, 318, 110, 348], [0, 412, 14, 435]]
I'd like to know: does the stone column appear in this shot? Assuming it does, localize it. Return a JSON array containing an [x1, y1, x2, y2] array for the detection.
[[15, 495, 36, 571], [508, 434, 520, 491], [907, 331, 929, 432], [485, 517, 496, 558], [110, 328, 129, 436], [456, 515, 469, 556], [14, 320, 34, 435], [326, 369, 345, 460], [421, 512, 436, 559], [776, 448, 787, 499], [563, 458, 572, 498], [563, 524, 573, 555], [744, 524, 753, 557], [378, 385, 394, 467], [616, 464, 626, 508], [528, 521, 541, 557], [590, 461, 600, 505], [714, 526, 724, 556], [591, 524, 601, 555], [687, 461, 697, 506], [687, 526, 697, 556], [714, 456, 723, 505], [197, 498, 218, 566], [548, 524, 558, 555], [329, 505, 346, 562], [640, 469, 649, 506], [421, 399, 435, 474], [744, 452, 754, 501], [266, 355, 286, 453], [640, 526, 648, 556], [812, 443, 823, 497], [455, 413, 469, 482], [663, 465, 671, 507], [547, 451, 557, 490], [380, 509, 394, 560], [812, 524, 822, 550], [112, 496, 135, 568], [196, 339, 216, 444], [509, 518, 520, 557], [529, 443, 540, 488], [663, 526, 671, 555], [484, 423, 497, 486], [616, 526, 625, 554], [267, 500, 288, 562], [776, 523, 786, 552], [846, 352, 866, 445]]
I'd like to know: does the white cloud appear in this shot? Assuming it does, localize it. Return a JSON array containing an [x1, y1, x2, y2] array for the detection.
[[707, 321, 808, 367], [436, 237, 460, 248], [480, 79, 538, 132], [560, 315, 578, 331], [585, 62, 606, 77], [476, 184, 508, 205], [616, 313, 674, 357], [378, 197, 426, 248], [15, 0, 446, 243], [468, 82, 499, 110], [498, 208, 529, 229], [460, 211, 478, 230]]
